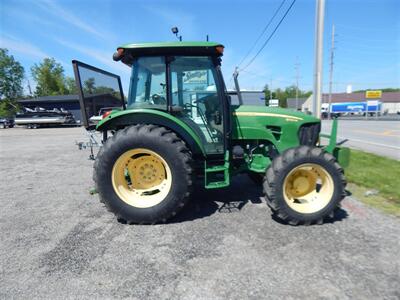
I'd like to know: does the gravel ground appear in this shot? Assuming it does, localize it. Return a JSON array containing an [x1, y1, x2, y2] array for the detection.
[[1, 127, 399, 299]]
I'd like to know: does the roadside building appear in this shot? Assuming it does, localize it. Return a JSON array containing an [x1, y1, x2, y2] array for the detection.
[[302, 91, 400, 114], [287, 97, 308, 111]]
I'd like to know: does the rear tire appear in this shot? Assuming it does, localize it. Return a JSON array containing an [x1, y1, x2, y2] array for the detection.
[[94, 124, 194, 224], [263, 146, 346, 225]]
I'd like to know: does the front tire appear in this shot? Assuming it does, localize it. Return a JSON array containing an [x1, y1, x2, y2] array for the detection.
[[263, 146, 346, 225], [94, 125, 193, 224]]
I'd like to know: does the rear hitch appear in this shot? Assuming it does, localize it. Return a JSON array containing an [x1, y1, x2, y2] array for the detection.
[[75, 130, 101, 160]]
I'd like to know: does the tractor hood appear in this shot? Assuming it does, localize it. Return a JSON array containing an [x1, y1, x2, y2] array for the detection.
[[231, 105, 320, 151], [232, 105, 318, 123]]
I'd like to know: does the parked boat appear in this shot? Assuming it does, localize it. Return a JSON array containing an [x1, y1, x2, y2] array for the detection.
[[15, 107, 76, 128]]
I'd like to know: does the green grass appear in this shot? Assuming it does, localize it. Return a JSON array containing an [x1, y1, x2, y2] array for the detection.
[[347, 183, 400, 217], [345, 149, 400, 215]]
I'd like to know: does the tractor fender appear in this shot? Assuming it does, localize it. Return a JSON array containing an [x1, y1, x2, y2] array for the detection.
[[96, 108, 205, 157]]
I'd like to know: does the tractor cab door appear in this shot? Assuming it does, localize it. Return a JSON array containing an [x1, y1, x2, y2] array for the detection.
[[72, 60, 125, 129], [169, 56, 226, 156]]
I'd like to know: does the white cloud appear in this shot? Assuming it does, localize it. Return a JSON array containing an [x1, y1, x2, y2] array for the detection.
[[0, 35, 48, 59], [54, 38, 130, 76], [142, 5, 197, 38], [3, 6, 58, 28], [34, 0, 109, 39]]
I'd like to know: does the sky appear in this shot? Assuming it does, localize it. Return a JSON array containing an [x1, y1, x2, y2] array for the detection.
[[0, 0, 399, 95]]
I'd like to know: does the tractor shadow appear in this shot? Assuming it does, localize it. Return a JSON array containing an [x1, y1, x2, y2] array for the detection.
[[170, 174, 262, 223], [170, 174, 349, 225]]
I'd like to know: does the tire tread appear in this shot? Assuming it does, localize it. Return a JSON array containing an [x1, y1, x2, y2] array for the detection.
[[263, 146, 346, 225]]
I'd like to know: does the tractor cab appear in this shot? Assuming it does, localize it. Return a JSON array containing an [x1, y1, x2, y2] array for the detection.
[[126, 54, 227, 155], [73, 42, 229, 157]]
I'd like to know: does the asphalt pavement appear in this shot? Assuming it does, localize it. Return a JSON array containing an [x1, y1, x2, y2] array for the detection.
[[1, 127, 399, 299], [321, 120, 400, 160]]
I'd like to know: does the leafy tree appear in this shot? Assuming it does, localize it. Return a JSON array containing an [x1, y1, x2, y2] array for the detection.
[[263, 84, 273, 106], [93, 86, 115, 95], [353, 88, 400, 93], [0, 49, 24, 117], [31, 58, 67, 96], [83, 77, 95, 94], [275, 88, 287, 108], [65, 76, 78, 94], [263, 82, 312, 108], [0, 99, 20, 118], [0, 48, 24, 100], [380, 88, 400, 93]]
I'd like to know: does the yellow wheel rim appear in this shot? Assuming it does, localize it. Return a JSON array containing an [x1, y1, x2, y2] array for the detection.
[[283, 163, 334, 214], [111, 148, 172, 208]]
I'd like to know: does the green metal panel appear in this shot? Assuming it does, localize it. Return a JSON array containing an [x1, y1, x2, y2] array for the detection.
[[322, 118, 338, 154], [334, 147, 350, 168], [119, 41, 223, 49], [96, 108, 205, 155], [231, 105, 320, 152], [248, 154, 272, 173]]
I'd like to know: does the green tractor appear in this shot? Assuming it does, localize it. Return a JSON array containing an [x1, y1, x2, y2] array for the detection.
[[72, 41, 349, 225]]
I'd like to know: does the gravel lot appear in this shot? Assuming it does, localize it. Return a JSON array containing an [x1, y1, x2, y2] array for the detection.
[[1, 127, 399, 299]]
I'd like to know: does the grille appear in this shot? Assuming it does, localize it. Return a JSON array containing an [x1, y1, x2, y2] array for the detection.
[[298, 123, 321, 146]]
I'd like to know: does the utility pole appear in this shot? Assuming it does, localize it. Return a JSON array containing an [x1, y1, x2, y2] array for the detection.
[[27, 78, 33, 96], [312, 0, 325, 118], [270, 78, 273, 100], [295, 57, 300, 111], [328, 24, 335, 119]]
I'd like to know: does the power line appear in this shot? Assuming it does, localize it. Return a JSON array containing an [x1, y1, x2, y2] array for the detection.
[[239, 0, 297, 72], [237, 0, 288, 68]]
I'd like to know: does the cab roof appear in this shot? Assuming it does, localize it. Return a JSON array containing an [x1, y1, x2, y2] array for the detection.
[[119, 41, 223, 50], [114, 41, 224, 64]]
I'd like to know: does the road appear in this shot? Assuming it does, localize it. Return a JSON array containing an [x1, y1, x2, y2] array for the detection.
[[322, 120, 400, 160], [1, 127, 399, 299]]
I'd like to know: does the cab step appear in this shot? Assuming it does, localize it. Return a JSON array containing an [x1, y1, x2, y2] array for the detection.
[[204, 161, 230, 189]]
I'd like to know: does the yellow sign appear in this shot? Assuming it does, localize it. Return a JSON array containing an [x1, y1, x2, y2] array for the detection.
[[366, 90, 382, 99]]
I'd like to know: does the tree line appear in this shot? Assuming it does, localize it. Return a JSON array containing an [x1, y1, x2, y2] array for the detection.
[[0, 48, 78, 117], [263, 84, 312, 108]]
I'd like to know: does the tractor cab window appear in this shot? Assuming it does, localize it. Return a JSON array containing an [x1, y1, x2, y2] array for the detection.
[[128, 56, 167, 110], [170, 56, 224, 154]]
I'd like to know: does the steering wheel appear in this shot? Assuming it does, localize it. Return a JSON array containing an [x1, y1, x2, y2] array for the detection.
[[151, 94, 166, 105]]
